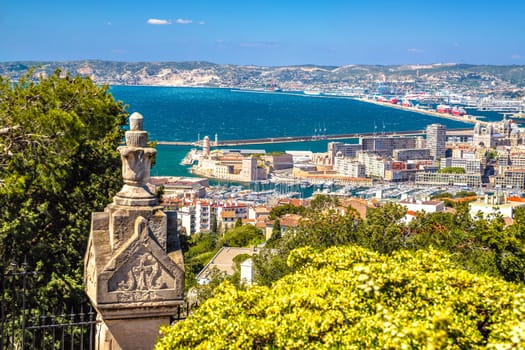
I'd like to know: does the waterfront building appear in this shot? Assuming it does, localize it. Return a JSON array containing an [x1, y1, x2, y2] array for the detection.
[[261, 154, 293, 171], [193, 149, 267, 182], [360, 136, 418, 156], [312, 152, 331, 167], [240, 157, 259, 182], [440, 158, 483, 175], [384, 161, 409, 182], [328, 142, 361, 164], [334, 152, 366, 178], [415, 171, 482, 187], [393, 148, 431, 162], [286, 151, 313, 163], [357, 151, 391, 178], [426, 124, 446, 161]]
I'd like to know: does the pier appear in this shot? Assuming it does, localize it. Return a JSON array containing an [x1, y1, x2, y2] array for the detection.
[[156, 128, 474, 147], [354, 97, 490, 126]]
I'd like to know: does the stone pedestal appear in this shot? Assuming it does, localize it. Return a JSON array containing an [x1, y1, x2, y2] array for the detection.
[[96, 316, 171, 350], [85, 113, 184, 349]]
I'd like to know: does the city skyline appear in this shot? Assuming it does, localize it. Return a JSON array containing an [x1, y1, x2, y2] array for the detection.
[[2, 1, 524, 66]]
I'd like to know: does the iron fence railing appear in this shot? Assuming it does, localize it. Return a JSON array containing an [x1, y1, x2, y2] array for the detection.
[[1, 259, 192, 349]]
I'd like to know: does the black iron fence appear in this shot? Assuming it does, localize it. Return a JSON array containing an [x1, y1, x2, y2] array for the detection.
[[1, 260, 193, 349], [0, 260, 96, 349]]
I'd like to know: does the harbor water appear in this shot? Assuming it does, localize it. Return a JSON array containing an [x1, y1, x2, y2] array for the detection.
[[109, 86, 499, 177]]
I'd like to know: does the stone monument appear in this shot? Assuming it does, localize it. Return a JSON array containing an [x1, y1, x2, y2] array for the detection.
[[85, 112, 184, 350]]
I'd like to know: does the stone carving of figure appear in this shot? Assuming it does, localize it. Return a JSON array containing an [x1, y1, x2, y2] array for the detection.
[[117, 253, 162, 291]]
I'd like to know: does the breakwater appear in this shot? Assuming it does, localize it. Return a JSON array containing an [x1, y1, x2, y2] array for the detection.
[[156, 128, 473, 147], [354, 97, 489, 126]]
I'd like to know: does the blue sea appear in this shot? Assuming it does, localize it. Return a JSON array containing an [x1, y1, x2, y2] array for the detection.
[[109, 86, 503, 177]]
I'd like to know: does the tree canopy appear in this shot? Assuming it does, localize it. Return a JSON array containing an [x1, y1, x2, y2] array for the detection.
[[0, 70, 127, 311], [157, 245, 525, 349], [254, 201, 525, 286], [222, 225, 265, 247]]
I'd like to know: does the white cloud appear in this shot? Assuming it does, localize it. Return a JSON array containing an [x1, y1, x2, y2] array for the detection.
[[176, 18, 193, 24], [511, 54, 523, 60], [197, 21, 205, 25], [147, 18, 171, 25], [407, 48, 423, 53]]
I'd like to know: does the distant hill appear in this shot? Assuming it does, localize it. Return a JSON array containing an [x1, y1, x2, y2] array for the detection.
[[1, 60, 524, 90]]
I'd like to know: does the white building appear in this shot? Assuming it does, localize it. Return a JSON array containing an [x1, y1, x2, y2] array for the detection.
[[357, 151, 391, 178], [399, 198, 445, 223], [399, 198, 445, 214], [334, 152, 366, 177], [469, 195, 525, 220], [426, 124, 447, 161]]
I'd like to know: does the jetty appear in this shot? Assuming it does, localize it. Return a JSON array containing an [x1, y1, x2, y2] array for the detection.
[[354, 97, 489, 126], [156, 128, 474, 147]]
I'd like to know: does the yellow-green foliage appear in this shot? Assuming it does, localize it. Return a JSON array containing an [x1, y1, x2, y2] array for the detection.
[[157, 246, 525, 349]]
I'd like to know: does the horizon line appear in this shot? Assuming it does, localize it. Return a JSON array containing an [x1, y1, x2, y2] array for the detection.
[[1, 59, 523, 68]]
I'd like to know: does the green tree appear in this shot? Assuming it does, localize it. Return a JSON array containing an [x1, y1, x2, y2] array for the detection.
[[254, 206, 362, 286], [359, 202, 407, 253], [234, 217, 243, 228], [0, 69, 127, 311], [269, 203, 306, 220], [157, 246, 525, 349], [489, 207, 525, 283], [252, 246, 292, 287], [309, 194, 340, 212], [266, 218, 281, 247], [185, 233, 220, 268], [222, 225, 264, 247], [211, 213, 218, 234]]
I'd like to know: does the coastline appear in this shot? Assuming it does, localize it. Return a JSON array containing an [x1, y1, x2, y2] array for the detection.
[[351, 97, 488, 126]]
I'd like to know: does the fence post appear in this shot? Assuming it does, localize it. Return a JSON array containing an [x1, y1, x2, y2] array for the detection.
[[21, 258, 28, 348], [10, 262, 15, 350]]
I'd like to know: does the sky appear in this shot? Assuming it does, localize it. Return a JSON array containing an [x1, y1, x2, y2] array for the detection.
[[1, 0, 524, 66]]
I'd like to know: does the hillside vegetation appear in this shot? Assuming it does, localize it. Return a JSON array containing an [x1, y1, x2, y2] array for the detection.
[[157, 245, 525, 349]]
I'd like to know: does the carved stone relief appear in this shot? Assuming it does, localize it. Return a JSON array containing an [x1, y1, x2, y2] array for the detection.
[[107, 250, 180, 303]]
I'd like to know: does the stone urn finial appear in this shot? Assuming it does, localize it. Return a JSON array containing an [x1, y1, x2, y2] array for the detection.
[[114, 112, 157, 206]]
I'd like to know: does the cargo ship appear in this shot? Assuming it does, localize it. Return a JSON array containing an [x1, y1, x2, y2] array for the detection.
[[451, 106, 467, 116], [436, 104, 452, 114]]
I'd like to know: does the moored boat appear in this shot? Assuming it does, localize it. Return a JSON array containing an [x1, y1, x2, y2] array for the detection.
[[436, 104, 452, 114], [451, 106, 467, 116]]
